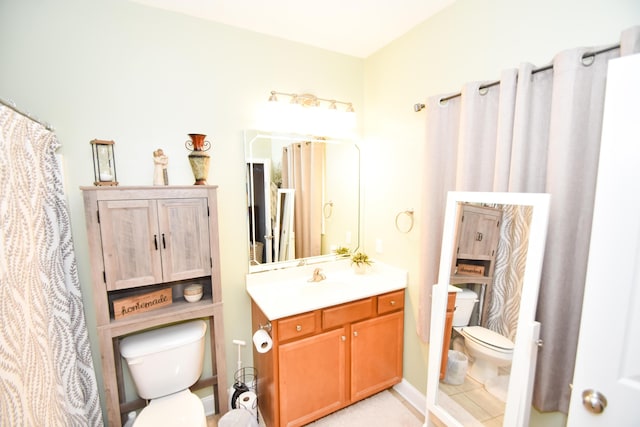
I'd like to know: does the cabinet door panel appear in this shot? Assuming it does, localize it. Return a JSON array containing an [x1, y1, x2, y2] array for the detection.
[[279, 328, 347, 427], [98, 200, 162, 290], [351, 311, 403, 401], [157, 198, 211, 282], [457, 207, 501, 259]]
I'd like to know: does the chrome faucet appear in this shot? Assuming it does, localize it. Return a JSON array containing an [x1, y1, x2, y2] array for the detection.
[[308, 268, 326, 282]]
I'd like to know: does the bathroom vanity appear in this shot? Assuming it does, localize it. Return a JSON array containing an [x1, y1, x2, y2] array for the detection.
[[247, 260, 407, 427], [440, 289, 458, 380], [81, 186, 228, 427]]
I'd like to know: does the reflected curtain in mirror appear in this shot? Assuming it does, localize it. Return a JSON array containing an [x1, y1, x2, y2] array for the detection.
[[487, 204, 532, 342], [281, 141, 325, 259]]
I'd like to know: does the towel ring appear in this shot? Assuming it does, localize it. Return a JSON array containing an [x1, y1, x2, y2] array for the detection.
[[323, 201, 334, 219], [395, 209, 414, 233]]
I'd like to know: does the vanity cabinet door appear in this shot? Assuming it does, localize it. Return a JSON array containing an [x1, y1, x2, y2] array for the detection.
[[278, 327, 347, 427], [440, 291, 457, 380], [98, 198, 210, 290], [350, 310, 403, 401]]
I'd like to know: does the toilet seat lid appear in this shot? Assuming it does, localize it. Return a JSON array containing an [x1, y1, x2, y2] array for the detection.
[[134, 390, 206, 427], [462, 326, 514, 351]]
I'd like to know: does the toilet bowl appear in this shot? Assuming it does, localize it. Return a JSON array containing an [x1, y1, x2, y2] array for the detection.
[[460, 325, 513, 384], [120, 320, 208, 427], [452, 287, 514, 384]]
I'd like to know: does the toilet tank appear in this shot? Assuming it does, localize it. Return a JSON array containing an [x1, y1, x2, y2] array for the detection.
[[120, 320, 207, 400], [452, 288, 478, 327]]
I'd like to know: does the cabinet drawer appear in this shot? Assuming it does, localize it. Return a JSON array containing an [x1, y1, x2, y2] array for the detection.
[[377, 290, 405, 314], [323, 298, 374, 330], [278, 311, 318, 342]]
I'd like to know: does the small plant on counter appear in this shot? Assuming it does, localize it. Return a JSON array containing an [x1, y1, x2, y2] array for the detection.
[[335, 246, 351, 257], [350, 251, 372, 267]]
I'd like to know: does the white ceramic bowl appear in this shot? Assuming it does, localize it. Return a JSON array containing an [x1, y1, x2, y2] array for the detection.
[[184, 284, 203, 303]]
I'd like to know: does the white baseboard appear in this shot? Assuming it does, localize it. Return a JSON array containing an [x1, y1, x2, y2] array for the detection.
[[393, 379, 426, 416]]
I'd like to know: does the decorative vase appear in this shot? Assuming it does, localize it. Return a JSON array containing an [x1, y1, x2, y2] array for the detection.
[[185, 133, 211, 185], [352, 263, 368, 275]]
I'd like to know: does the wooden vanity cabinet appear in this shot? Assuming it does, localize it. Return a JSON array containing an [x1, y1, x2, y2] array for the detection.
[[251, 289, 404, 427], [278, 327, 348, 426], [82, 186, 228, 427], [440, 291, 457, 380]]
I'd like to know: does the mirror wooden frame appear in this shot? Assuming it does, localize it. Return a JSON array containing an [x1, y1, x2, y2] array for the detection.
[[426, 191, 550, 427]]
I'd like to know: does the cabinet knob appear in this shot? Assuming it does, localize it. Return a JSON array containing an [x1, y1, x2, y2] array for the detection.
[[353, 331, 358, 337], [341, 335, 346, 341], [390, 300, 396, 306], [296, 325, 302, 332]]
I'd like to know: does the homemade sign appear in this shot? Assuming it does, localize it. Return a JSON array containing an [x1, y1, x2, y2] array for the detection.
[[113, 288, 172, 320]]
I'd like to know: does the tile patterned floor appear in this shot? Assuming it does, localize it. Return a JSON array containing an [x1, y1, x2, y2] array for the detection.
[[207, 388, 423, 427], [438, 375, 505, 427]]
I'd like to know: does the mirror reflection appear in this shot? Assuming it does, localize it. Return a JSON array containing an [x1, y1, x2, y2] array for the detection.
[[245, 131, 360, 272], [427, 192, 550, 427]]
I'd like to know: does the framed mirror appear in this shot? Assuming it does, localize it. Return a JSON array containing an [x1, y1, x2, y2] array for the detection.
[[426, 191, 550, 427], [245, 130, 360, 272]]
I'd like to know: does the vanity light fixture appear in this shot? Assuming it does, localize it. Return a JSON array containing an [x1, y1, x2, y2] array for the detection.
[[260, 90, 356, 137], [268, 90, 355, 113]]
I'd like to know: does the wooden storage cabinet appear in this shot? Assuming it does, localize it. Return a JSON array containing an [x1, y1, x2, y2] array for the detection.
[[451, 203, 502, 286], [252, 289, 404, 427], [98, 197, 211, 291], [82, 186, 228, 427]]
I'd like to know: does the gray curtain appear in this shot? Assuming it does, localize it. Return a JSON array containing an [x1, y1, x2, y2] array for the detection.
[[0, 104, 102, 425], [418, 26, 640, 413]]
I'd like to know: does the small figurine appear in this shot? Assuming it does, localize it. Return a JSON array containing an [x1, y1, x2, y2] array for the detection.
[[153, 149, 169, 185]]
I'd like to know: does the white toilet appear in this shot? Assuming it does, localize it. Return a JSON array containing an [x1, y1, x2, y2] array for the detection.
[[120, 320, 208, 427], [453, 287, 514, 385]]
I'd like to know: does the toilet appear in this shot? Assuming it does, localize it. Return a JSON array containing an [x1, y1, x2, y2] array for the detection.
[[120, 320, 208, 427], [452, 287, 514, 385]]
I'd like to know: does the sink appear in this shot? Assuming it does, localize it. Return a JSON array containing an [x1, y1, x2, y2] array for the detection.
[[246, 259, 408, 320]]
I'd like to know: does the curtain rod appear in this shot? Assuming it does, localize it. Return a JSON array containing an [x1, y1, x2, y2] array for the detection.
[[414, 43, 621, 110], [0, 97, 54, 130]]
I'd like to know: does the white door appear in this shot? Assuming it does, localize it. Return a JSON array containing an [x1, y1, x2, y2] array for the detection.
[[567, 53, 640, 426]]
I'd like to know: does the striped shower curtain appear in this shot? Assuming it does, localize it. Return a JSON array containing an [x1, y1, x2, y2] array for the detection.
[[0, 105, 102, 425]]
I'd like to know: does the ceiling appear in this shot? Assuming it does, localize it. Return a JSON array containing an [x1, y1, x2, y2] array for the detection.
[[127, 0, 455, 58]]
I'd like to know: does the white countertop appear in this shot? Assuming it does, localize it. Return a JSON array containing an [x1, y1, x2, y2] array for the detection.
[[246, 259, 408, 320]]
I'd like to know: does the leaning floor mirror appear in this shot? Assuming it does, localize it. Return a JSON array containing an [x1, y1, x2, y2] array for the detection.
[[426, 192, 550, 427]]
